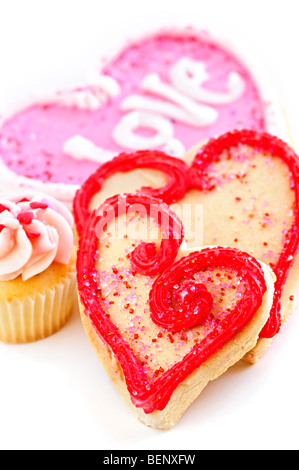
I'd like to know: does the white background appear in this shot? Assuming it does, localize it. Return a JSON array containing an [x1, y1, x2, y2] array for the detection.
[[0, 0, 299, 451]]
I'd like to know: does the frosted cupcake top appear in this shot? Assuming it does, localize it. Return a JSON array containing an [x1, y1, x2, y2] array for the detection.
[[0, 192, 74, 281]]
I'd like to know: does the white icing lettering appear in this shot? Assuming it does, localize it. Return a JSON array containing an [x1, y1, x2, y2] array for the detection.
[[170, 57, 246, 105], [63, 135, 115, 163], [162, 138, 186, 158], [63, 58, 246, 161], [112, 58, 245, 152], [125, 73, 218, 126], [112, 111, 174, 150]]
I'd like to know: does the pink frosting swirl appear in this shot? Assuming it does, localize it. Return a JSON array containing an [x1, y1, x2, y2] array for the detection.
[[0, 192, 74, 281]]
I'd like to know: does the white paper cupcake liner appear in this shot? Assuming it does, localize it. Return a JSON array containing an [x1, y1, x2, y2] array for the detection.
[[0, 271, 76, 343]]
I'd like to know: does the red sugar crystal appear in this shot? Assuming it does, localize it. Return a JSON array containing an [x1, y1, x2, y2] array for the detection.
[[154, 367, 165, 377], [0, 204, 9, 213], [167, 334, 174, 343]]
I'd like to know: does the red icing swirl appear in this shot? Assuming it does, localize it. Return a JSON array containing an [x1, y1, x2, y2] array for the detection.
[[149, 248, 267, 336], [74, 150, 189, 235], [189, 130, 299, 338], [150, 273, 213, 332]]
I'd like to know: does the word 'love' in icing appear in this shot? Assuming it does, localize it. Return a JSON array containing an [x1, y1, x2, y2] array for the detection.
[[65, 57, 246, 161]]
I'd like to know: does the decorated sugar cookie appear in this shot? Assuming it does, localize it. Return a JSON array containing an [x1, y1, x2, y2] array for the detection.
[[0, 29, 288, 205], [76, 192, 275, 429], [74, 130, 299, 364], [185, 130, 299, 362]]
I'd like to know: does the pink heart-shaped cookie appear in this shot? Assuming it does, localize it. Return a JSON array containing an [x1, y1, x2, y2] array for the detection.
[[0, 28, 288, 205], [76, 192, 274, 428]]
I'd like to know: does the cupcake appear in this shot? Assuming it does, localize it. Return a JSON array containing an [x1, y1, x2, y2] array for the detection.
[[0, 28, 289, 207], [0, 191, 76, 343]]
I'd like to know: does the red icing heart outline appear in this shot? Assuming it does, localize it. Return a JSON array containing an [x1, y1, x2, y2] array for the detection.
[[74, 129, 299, 341], [73, 150, 189, 235], [77, 192, 267, 413]]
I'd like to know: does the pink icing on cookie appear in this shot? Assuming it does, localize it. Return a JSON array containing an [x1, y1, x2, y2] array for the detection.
[[0, 30, 275, 202]]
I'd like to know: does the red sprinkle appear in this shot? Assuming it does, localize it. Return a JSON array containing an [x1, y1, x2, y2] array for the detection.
[[0, 204, 9, 213], [27, 231, 41, 239], [17, 212, 34, 225], [17, 198, 30, 203], [167, 334, 174, 344]]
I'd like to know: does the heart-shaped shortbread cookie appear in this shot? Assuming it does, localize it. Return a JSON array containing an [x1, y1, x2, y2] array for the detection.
[[183, 130, 299, 361], [0, 29, 288, 205], [74, 130, 299, 365], [76, 192, 275, 429]]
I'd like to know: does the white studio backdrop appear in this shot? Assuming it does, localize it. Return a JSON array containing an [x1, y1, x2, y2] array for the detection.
[[0, 0, 298, 450]]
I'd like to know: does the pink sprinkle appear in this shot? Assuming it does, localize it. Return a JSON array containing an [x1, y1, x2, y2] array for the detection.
[[0, 204, 9, 213], [30, 201, 48, 210], [17, 211, 34, 225], [27, 231, 41, 239], [0, 224, 5, 232]]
